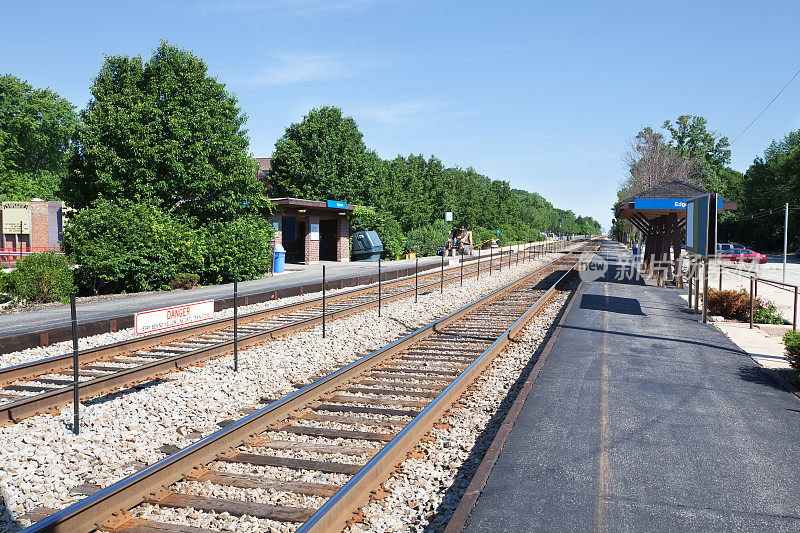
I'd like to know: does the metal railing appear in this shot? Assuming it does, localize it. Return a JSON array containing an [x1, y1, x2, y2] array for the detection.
[[0, 246, 62, 267]]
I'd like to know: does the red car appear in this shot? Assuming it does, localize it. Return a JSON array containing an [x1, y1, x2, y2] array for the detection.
[[720, 248, 767, 264]]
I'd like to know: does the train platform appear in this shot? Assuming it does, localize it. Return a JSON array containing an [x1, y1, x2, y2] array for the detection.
[[0, 255, 447, 340], [459, 240, 800, 531]]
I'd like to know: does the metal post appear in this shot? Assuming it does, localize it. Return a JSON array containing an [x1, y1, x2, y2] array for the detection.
[[321, 267, 326, 338], [498, 246, 502, 273], [702, 257, 709, 324], [440, 253, 444, 293], [233, 276, 238, 371], [784, 202, 789, 283], [378, 259, 382, 317], [415, 256, 418, 303], [750, 277, 754, 329], [794, 286, 797, 332], [460, 253, 463, 286], [719, 264, 722, 291], [477, 247, 480, 280], [688, 267, 693, 308], [70, 294, 79, 435], [490, 248, 493, 275], [694, 263, 700, 314]]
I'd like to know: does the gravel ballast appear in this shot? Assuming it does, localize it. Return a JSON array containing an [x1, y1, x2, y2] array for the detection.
[[0, 247, 578, 531]]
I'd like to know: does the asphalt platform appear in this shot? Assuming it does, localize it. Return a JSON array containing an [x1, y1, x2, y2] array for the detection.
[[0, 256, 444, 339], [461, 241, 800, 531]]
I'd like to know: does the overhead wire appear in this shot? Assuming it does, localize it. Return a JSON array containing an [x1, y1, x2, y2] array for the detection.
[[730, 65, 800, 145]]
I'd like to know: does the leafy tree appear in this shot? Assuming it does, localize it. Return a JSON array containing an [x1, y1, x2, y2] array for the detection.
[[63, 199, 204, 294], [349, 206, 405, 260], [1, 251, 75, 304], [201, 216, 275, 284], [406, 220, 447, 256], [269, 106, 376, 202], [64, 42, 263, 222], [0, 74, 77, 200]]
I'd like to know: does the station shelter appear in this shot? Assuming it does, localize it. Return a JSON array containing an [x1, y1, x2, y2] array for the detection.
[[268, 198, 355, 264], [614, 180, 736, 287]]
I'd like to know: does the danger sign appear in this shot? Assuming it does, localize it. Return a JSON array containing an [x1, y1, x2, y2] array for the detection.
[[135, 300, 215, 335]]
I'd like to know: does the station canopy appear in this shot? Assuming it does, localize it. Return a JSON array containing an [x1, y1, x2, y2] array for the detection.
[[614, 180, 737, 288], [614, 179, 737, 236]]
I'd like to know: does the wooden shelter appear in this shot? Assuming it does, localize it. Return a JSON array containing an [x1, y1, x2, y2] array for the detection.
[[614, 180, 737, 287]]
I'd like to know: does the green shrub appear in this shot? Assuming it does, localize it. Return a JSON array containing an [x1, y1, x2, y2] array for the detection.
[[169, 273, 200, 290], [753, 296, 783, 324], [350, 206, 405, 260], [784, 330, 800, 369], [200, 216, 274, 284], [472, 226, 496, 249], [406, 220, 446, 257], [2, 251, 75, 304], [63, 199, 203, 294]]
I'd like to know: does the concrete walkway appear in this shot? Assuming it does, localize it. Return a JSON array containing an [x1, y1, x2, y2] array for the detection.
[[0, 240, 558, 339], [462, 241, 800, 531], [0, 256, 444, 338]]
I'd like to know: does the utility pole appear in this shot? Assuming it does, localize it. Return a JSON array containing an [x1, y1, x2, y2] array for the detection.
[[784, 202, 789, 283]]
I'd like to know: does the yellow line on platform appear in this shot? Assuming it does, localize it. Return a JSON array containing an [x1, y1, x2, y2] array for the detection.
[[596, 282, 612, 533]]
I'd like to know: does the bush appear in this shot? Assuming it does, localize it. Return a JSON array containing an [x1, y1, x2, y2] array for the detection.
[[706, 289, 750, 321], [784, 330, 800, 369], [406, 220, 446, 257], [472, 226, 496, 249], [63, 199, 203, 294], [200, 216, 274, 284], [350, 206, 405, 260], [754, 296, 783, 324], [706, 288, 784, 324], [169, 273, 200, 290], [1, 251, 75, 304]]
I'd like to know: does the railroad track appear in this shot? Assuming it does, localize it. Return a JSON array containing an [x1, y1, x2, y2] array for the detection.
[[0, 241, 573, 425], [24, 240, 598, 533]]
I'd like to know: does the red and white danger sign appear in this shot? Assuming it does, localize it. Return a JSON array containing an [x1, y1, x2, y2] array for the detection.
[[134, 300, 215, 335]]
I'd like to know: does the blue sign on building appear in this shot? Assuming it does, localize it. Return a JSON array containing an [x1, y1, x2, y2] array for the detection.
[[326, 200, 348, 209], [634, 198, 723, 210]]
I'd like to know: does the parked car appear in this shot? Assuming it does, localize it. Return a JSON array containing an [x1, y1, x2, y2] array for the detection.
[[719, 248, 767, 264], [717, 242, 735, 254]]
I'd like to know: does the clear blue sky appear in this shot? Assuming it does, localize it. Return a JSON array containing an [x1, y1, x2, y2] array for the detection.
[[3, 1, 799, 229]]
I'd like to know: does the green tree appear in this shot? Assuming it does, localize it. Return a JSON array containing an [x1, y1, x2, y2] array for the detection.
[[0, 74, 77, 200], [63, 199, 204, 294], [64, 42, 263, 222], [269, 106, 376, 202], [349, 206, 405, 260]]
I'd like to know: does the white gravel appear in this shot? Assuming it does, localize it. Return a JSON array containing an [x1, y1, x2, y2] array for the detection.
[[0, 247, 578, 531], [347, 283, 575, 532]]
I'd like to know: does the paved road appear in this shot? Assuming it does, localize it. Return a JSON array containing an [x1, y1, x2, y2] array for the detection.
[[0, 256, 446, 338], [463, 241, 800, 531]]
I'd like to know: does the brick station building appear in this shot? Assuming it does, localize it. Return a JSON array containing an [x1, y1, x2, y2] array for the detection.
[[268, 198, 355, 264], [1, 200, 64, 256]]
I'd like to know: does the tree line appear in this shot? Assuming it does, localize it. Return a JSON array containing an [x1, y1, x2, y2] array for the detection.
[[1, 42, 600, 297], [269, 106, 602, 258]]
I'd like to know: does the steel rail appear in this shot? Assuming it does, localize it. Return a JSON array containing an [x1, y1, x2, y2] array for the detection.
[[0, 246, 567, 424], [0, 245, 536, 387], [298, 250, 582, 532], [23, 246, 592, 533]]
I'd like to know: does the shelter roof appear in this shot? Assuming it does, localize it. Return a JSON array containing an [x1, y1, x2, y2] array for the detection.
[[615, 179, 737, 222]]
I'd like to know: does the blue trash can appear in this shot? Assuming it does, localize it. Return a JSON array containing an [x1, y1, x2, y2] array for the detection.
[[273, 243, 286, 274]]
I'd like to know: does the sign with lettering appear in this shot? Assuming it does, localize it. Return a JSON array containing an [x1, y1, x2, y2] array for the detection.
[[135, 300, 214, 335], [2, 202, 31, 234], [633, 198, 723, 210], [326, 200, 348, 209]]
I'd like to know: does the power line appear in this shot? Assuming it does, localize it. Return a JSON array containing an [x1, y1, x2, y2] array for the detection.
[[730, 65, 800, 145]]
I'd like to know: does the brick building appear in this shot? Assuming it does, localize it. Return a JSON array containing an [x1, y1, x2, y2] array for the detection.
[[268, 198, 354, 264], [1, 200, 64, 253]]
